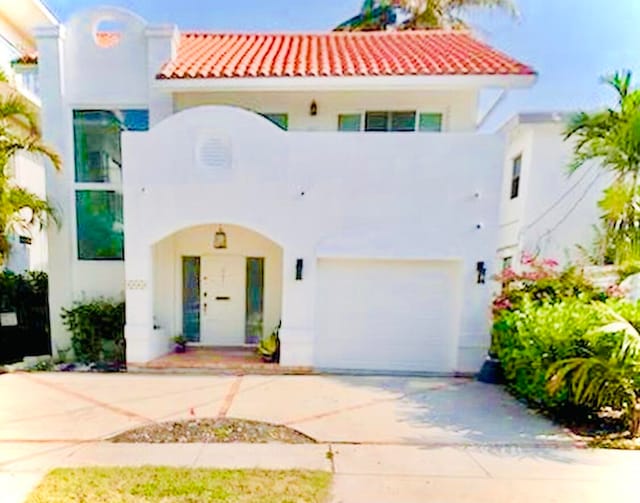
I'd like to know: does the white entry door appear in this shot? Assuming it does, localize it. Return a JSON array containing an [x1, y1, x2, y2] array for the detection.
[[200, 255, 246, 346]]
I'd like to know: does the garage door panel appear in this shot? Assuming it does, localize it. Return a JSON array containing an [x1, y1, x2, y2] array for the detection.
[[315, 259, 460, 372]]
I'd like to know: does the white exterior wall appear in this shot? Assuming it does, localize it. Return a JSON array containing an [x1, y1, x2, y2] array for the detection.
[[36, 8, 175, 351], [122, 106, 503, 371], [499, 119, 610, 266], [36, 6, 519, 370], [174, 90, 478, 132]]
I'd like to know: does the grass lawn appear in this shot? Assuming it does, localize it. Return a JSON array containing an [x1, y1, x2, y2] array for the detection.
[[26, 467, 333, 503]]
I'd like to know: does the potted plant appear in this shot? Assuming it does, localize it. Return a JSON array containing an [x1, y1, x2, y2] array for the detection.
[[257, 323, 280, 363], [171, 334, 188, 353]]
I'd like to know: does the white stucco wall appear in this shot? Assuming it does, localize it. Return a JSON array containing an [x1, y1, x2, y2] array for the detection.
[[174, 89, 478, 132], [499, 118, 610, 267], [122, 105, 503, 371], [36, 6, 516, 367]]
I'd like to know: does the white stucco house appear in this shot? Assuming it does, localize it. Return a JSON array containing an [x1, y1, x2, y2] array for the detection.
[[498, 112, 610, 270], [0, 0, 57, 273], [34, 6, 537, 373]]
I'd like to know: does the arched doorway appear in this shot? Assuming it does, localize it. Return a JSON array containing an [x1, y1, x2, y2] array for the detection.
[[152, 223, 283, 348]]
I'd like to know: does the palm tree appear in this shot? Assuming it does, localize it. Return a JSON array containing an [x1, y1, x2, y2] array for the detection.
[[547, 304, 640, 437], [595, 180, 640, 263], [565, 71, 640, 264], [335, 0, 518, 31], [0, 70, 61, 266]]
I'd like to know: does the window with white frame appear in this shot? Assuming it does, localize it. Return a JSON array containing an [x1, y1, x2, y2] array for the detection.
[[510, 154, 522, 199], [338, 111, 443, 132], [73, 109, 148, 260]]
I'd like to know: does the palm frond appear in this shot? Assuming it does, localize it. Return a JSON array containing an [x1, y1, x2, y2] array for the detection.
[[4, 185, 59, 232], [0, 93, 39, 135]]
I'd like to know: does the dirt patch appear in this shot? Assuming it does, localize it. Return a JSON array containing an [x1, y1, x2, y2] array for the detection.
[[109, 418, 316, 444]]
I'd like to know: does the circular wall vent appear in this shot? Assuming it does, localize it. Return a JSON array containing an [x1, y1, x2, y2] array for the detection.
[[197, 137, 231, 170]]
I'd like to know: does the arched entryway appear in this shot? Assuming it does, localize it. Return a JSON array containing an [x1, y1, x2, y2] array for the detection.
[[151, 223, 283, 349]]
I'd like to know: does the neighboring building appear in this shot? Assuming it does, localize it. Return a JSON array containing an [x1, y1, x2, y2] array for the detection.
[[498, 112, 610, 270], [35, 6, 535, 372], [0, 0, 57, 273]]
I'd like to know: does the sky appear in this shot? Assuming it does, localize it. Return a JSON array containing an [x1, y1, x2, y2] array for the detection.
[[43, 0, 640, 130]]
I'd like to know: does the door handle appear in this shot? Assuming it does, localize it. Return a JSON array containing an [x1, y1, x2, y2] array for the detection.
[[203, 303, 207, 314]]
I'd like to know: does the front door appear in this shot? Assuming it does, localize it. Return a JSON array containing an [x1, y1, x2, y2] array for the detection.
[[200, 255, 246, 345]]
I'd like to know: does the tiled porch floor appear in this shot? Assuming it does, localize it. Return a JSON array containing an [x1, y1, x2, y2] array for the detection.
[[129, 346, 313, 375]]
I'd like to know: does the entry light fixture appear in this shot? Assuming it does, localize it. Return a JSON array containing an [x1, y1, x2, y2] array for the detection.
[[309, 100, 318, 116], [295, 259, 304, 280], [476, 261, 486, 284], [214, 226, 227, 249]]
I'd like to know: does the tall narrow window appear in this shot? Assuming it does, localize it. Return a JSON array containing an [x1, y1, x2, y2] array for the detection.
[[245, 257, 265, 344], [73, 109, 149, 260], [338, 114, 361, 131], [511, 154, 522, 199], [182, 257, 201, 342], [261, 113, 288, 130]]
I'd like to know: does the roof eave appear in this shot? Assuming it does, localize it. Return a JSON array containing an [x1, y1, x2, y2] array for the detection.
[[153, 73, 537, 92]]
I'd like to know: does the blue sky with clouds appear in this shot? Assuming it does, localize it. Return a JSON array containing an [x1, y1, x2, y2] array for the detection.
[[43, 0, 640, 129]]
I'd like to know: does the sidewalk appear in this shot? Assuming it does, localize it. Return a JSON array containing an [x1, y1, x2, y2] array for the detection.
[[1, 440, 638, 503]]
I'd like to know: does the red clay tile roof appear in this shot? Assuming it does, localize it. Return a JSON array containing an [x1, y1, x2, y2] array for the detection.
[[158, 30, 535, 80]]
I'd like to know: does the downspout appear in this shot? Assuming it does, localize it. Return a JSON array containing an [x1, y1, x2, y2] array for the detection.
[[476, 89, 508, 130]]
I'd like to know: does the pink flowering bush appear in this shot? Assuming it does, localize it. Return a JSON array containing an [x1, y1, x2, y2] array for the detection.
[[492, 253, 607, 316]]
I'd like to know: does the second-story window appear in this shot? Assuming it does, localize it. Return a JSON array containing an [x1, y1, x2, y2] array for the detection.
[[511, 154, 522, 199], [418, 113, 443, 132], [342, 111, 443, 132], [365, 111, 416, 132], [338, 114, 361, 131], [261, 113, 288, 130], [73, 109, 148, 260]]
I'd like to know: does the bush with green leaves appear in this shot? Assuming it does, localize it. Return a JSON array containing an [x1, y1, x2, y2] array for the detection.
[[493, 298, 604, 409], [61, 299, 125, 364], [493, 296, 640, 435]]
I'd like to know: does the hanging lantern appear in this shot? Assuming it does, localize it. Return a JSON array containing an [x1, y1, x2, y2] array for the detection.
[[214, 226, 227, 249]]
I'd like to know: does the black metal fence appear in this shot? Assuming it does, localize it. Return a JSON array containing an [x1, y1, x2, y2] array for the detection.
[[0, 271, 51, 365]]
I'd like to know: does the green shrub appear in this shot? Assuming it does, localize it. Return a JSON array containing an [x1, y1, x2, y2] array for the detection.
[[493, 298, 605, 410], [61, 299, 125, 363], [494, 295, 640, 428]]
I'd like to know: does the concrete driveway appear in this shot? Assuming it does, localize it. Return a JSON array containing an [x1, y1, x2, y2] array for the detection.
[[0, 373, 566, 444], [0, 372, 638, 503]]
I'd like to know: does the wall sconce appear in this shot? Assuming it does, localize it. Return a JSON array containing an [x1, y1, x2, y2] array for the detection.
[[295, 259, 304, 280], [476, 261, 486, 284], [309, 100, 318, 116], [213, 226, 227, 249]]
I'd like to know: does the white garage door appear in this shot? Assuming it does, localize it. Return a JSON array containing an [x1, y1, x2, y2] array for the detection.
[[315, 258, 461, 373]]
